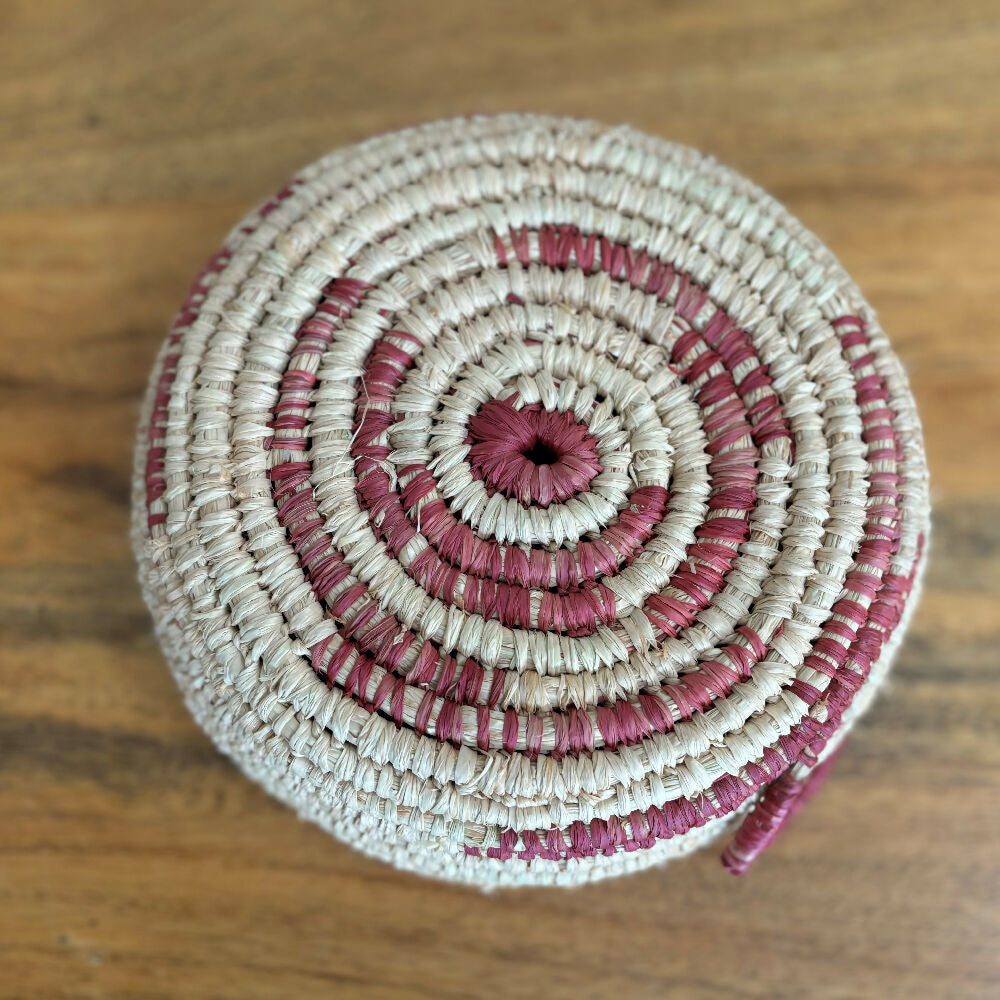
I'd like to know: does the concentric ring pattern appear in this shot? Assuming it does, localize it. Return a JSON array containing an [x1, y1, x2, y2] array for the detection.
[[132, 115, 929, 886]]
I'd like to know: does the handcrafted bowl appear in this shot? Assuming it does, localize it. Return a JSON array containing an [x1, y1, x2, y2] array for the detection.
[[133, 115, 929, 886]]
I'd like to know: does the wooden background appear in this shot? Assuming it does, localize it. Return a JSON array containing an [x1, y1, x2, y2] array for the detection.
[[2, 2, 998, 997]]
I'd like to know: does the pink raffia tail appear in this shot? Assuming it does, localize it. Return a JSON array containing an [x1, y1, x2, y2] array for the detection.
[[721, 749, 842, 875]]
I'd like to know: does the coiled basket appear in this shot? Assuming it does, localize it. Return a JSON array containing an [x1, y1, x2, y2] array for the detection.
[[133, 114, 929, 887]]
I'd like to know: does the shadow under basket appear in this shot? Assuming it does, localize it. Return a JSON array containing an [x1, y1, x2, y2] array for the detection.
[[133, 114, 930, 888]]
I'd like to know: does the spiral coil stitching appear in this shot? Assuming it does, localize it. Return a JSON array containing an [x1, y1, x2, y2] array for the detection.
[[133, 115, 929, 886]]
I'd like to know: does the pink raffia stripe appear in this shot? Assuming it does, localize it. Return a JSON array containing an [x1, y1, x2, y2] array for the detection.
[[144, 248, 232, 527], [720, 748, 842, 874], [716, 312, 922, 874]]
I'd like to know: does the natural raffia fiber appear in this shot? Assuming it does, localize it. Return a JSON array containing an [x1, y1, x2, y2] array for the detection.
[[132, 115, 930, 887]]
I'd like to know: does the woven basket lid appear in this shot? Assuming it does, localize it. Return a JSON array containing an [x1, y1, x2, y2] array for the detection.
[[133, 114, 930, 887]]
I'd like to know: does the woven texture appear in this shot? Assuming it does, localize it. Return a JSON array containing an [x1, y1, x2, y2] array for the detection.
[[132, 114, 930, 887]]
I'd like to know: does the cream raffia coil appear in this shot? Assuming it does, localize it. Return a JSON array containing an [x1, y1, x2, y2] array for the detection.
[[133, 115, 930, 887]]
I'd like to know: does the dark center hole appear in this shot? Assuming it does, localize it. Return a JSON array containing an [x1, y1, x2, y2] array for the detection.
[[522, 439, 560, 465]]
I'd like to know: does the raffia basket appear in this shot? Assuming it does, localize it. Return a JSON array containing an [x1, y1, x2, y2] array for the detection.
[[133, 114, 929, 887]]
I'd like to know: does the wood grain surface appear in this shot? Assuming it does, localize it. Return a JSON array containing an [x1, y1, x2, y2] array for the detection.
[[1, 2, 998, 997]]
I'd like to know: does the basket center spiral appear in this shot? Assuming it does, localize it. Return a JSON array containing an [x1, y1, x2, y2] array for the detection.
[[467, 399, 605, 507]]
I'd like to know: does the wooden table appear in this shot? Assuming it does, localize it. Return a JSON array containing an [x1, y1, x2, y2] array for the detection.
[[2, 2, 998, 997]]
